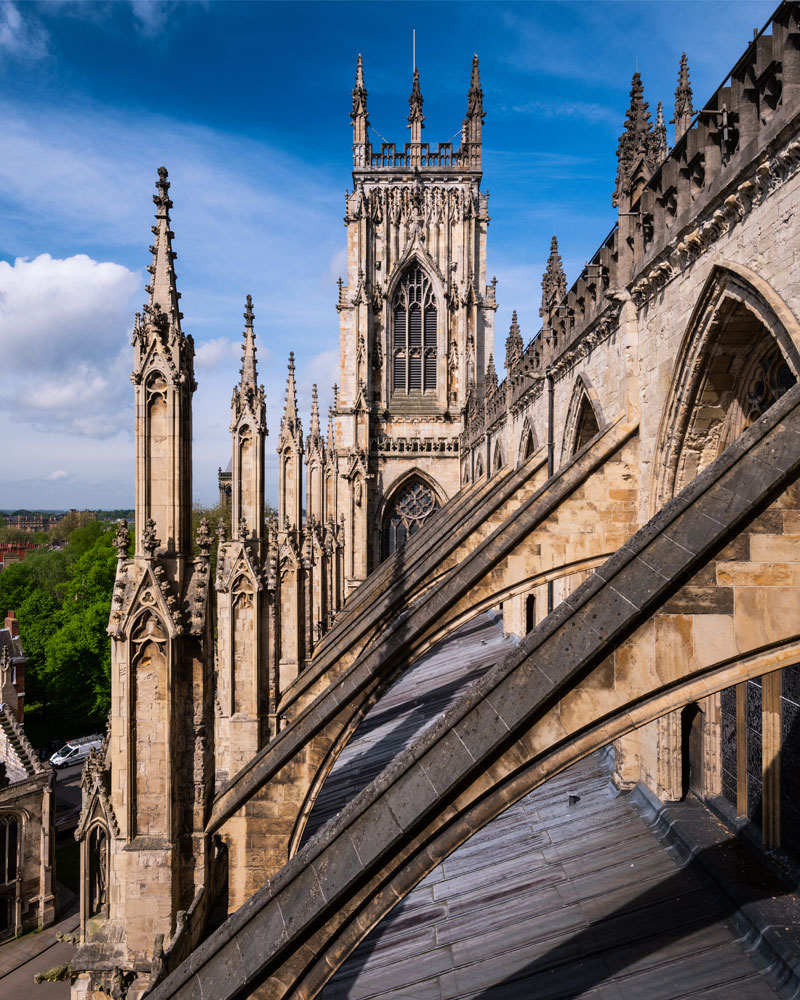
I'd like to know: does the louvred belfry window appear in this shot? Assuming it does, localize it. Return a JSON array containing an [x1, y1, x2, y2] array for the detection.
[[392, 266, 437, 392]]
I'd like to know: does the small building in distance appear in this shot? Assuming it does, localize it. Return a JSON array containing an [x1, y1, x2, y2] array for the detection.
[[0, 611, 56, 940]]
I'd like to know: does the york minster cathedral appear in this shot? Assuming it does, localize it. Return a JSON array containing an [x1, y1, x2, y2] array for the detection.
[[55, 2, 800, 996]]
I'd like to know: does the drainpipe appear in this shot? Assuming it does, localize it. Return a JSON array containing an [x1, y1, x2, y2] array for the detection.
[[546, 367, 554, 615]]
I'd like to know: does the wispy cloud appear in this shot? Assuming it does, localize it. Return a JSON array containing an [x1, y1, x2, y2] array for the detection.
[[0, 2, 48, 61]]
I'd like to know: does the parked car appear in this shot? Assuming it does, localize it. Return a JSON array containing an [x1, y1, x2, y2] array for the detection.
[[49, 735, 103, 769]]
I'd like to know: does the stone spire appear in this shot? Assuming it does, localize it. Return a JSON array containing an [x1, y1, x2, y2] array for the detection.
[[540, 236, 567, 319], [146, 166, 182, 330], [462, 54, 484, 167], [351, 53, 370, 167], [672, 52, 695, 142], [407, 67, 425, 144], [241, 294, 257, 388], [230, 294, 266, 542], [327, 403, 335, 450], [132, 166, 195, 557], [613, 72, 663, 207], [505, 310, 524, 372], [309, 384, 321, 438], [486, 353, 498, 393], [654, 101, 668, 160], [280, 352, 301, 440]]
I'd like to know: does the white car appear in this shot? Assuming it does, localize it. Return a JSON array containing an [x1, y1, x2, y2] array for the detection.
[[49, 736, 103, 769]]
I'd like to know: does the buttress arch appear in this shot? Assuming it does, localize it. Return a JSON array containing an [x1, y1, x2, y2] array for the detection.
[[652, 262, 800, 511], [560, 373, 604, 466]]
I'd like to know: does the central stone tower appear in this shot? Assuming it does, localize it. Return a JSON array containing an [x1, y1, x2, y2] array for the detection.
[[335, 55, 496, 587]]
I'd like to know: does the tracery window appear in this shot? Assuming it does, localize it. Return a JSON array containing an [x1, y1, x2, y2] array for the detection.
[[89, 825, 108, 917], [382, 478, 440, 557], [0, 815, 19, 885], [392, 266, 437, 392]]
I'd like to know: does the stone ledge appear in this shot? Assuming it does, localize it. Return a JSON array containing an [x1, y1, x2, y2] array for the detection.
[[628, 780, 800, 999]]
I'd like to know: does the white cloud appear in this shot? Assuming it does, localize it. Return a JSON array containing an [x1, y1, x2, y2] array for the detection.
[[0, 3, 48, 62], [0, 253, 138, 438], [195, 337, 239, 371], [44, 469, 69, 481]]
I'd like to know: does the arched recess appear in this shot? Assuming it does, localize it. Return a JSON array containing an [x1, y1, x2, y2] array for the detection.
[[380, 470, 444, 559], [491, 439, 504, 473], [652, 262, 800, 511], [560, 373, 603, 465], [517, 418, 537, 466], [642, 263, 800, 804], [474, 451, 485, 481]]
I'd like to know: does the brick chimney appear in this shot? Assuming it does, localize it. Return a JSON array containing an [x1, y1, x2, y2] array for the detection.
[[4, 611, 18, 638]]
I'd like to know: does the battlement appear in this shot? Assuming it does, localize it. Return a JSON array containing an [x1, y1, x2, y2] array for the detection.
[[351, 54, 484, 173], [462, 0, 800, 455]]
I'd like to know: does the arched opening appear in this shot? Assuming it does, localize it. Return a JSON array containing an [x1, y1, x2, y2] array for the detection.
[[653, 264, 800, 506], [573, 396, 600, 453], [519, 425, 535, 464], [647, 265, 800, 840], [680, 703, 704, 799], [525, 594, 536, 634], [561, 375, 603, 465], [492, 442, 504, 473], [381, 475, 442, 559]]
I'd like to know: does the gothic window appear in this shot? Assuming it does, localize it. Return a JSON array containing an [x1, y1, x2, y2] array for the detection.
[[382, 477, 441, 557], [392, 266, 437, 393], [0, 815, 19, 885]]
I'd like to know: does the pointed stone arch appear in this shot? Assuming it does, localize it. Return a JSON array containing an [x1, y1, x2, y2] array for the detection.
[[379, 469, 444, 559], [560, 373, 603, 465], [474, 450, 485, 481], [491, 439, 505, 473], [652, 262, 800, 509], [517, 418, 537, 466]]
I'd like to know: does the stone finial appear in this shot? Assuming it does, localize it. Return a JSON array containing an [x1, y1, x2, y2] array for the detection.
[[486, 354, 498, 393], [279, 352, 301, 440], [351, 53, 370, 165], [310, 384, 321, 437], [327, 404, 336, 450], [145, 166, 183, 331], [654, 101, 668, 161], [672, 52, 695, 143], [505, 310, 524, 372], [217, 517, 227, 545], [196, 517, 212, 557], [141, 518, 160, 558], [113, 519, 131, 561], [613, 72, 663, 207], [240, 294, 258, 391], [540, 236, 567, 319], [407, 67, 425, 142], [238, 516, 248, 541], [467, 54, 484, 122]]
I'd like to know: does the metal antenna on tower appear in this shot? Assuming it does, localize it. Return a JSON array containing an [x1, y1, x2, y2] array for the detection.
[[413, 28, 416, 69]]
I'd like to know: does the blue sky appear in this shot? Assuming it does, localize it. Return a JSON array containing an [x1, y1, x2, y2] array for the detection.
[[0, 0, 776, 509]]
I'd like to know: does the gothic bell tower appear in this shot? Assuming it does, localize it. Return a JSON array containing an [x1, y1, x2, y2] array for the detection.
[[335, 54, 496, 588]]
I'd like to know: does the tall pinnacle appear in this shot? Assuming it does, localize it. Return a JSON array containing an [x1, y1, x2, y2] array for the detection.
[[351, 53, 370, 166], [613, 72, 662, 207], [327, 403, 335, 449], [505, 309, 524, 372], [280, 352, 300, 439], [408, 66, 425, 142], [467, 54, 483, 120], [240, 294, 258, 390], [146, 166, 182, 329], [672, 52, 694, 142], [540, 236, 567, 318], [310, 384, 321, 437], [654, 101, 668, 159]]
